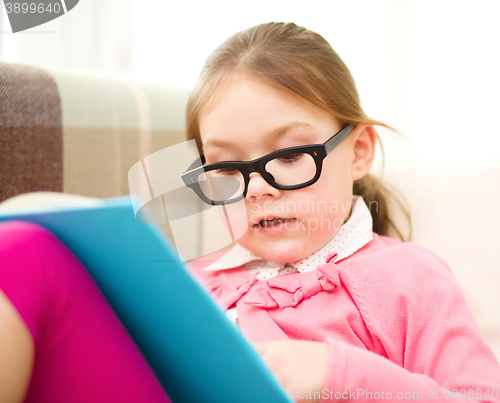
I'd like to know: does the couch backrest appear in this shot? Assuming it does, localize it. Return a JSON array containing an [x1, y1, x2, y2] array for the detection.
[[0, 61, 190, 244]]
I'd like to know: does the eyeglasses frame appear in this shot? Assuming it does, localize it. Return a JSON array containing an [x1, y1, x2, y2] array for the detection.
[[181, 124, 354, 206]]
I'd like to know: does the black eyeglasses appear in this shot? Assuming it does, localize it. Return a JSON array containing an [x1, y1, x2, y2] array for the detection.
[[181, 124, 354, 205]]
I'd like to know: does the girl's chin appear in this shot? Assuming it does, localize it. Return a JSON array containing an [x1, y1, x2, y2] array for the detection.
[[239, 229, 314, 262], [252, 243, 307, 263]]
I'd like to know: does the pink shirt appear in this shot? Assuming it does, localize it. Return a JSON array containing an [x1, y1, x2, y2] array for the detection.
[[189, 232, 500, 402]]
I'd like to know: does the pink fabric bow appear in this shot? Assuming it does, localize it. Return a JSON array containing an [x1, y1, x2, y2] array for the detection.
[[243, 259, 341, 309], [204, 251, 341, 310]]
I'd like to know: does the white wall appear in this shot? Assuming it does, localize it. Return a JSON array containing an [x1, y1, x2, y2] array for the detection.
[[1, 0, 499, 160], [0, 0, 135, 76], [133, 0, 500, 161]]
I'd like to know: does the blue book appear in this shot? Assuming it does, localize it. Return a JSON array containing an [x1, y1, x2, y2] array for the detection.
[[0, 195, 293, 403]]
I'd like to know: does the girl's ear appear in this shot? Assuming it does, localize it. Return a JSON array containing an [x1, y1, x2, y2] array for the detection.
[[350, 125, 377, 181]]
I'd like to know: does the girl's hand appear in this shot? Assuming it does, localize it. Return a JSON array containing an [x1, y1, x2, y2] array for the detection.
[[253, 340, 329, 403]]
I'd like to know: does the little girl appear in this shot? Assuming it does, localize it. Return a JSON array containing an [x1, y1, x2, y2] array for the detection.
[[1, 21, 499, 403], [185, 22, 500, 402]]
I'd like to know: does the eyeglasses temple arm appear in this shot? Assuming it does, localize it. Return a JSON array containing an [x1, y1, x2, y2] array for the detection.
[[324, 125, 354, 156], [182, 155, 206, 175]]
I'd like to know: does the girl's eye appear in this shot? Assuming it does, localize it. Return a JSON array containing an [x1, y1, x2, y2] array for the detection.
[[215, 168, 239, 176], [278, 153, 303, 163]]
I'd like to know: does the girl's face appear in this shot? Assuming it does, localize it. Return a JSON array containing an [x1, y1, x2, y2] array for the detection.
[[199, 74, 364, 263]]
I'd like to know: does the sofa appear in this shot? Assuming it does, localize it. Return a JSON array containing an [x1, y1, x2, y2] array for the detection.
[[0, 61, 498, 361]]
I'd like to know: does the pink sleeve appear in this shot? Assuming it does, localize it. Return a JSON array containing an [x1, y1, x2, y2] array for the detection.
[[319, 339, 499, 402], [319, 244, 500, 402]]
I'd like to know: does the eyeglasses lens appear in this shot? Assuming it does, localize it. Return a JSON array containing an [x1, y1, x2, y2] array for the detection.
[[198, 171, 245, 203], [264, 152, 316, 186]]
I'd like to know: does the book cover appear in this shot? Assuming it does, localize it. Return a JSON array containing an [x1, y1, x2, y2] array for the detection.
[[0, 194, 292, 403]]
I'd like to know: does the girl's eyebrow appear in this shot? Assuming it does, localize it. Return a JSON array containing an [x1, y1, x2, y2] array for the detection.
[[201, 121, 314, 154]]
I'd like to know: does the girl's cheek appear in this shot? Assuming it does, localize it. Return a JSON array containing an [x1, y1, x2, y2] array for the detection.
[[223, 201, 249, 240], [211, 201, 249, 241]]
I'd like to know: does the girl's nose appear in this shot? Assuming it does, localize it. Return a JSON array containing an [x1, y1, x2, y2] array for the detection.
[[245, 172, 281, 201]]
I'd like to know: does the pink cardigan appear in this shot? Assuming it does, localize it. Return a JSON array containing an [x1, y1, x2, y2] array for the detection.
[[188, 233, 500, 402]]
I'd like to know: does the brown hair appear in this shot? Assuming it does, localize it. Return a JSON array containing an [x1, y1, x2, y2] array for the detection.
[[185, 22, 410, 241]]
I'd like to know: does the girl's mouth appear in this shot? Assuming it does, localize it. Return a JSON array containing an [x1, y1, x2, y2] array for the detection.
[[253, 217, 296, 230], [260, 217, 292, 227]]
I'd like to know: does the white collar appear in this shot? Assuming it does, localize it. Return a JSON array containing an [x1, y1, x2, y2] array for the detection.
[[204, 196, 373, 273]]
